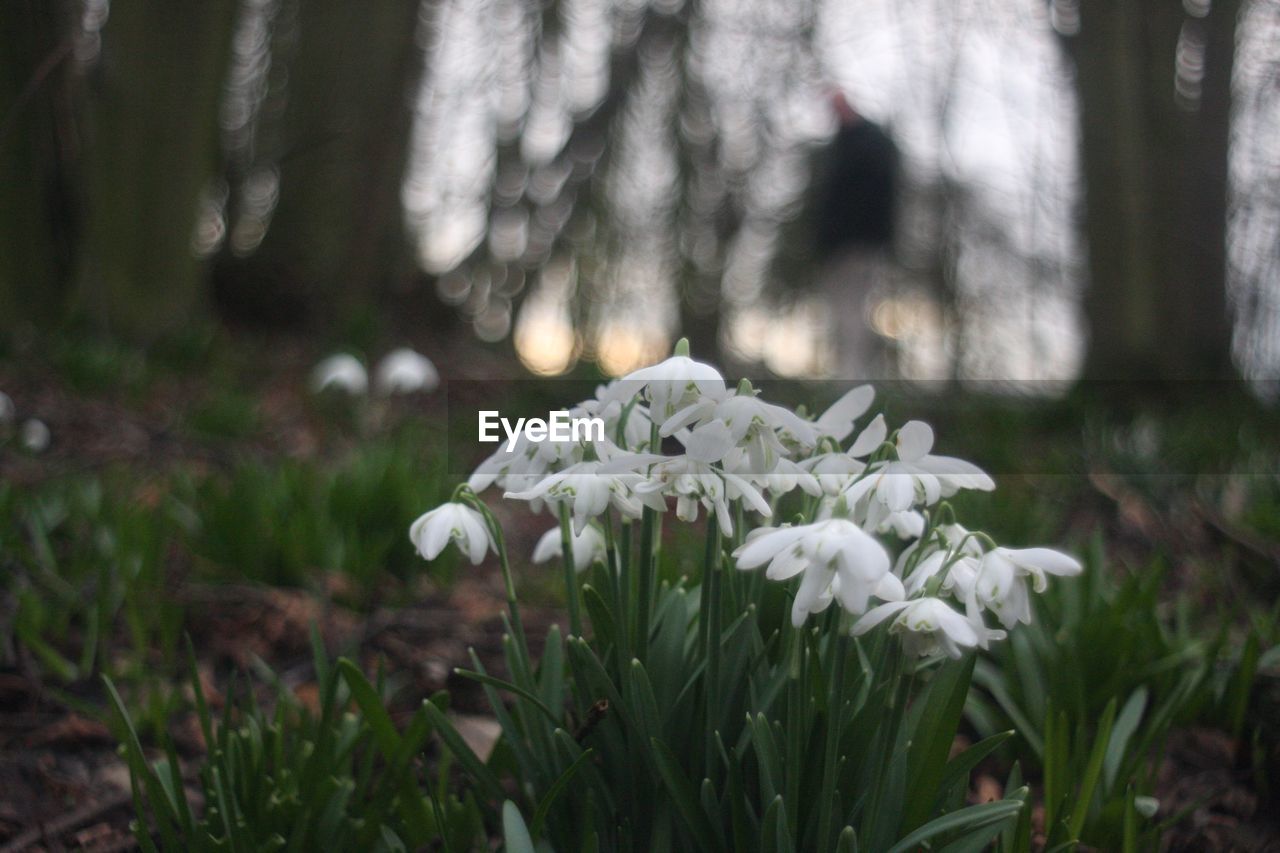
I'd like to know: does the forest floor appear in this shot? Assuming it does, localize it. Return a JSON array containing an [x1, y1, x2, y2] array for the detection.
[[1, 327, 1279, 851]]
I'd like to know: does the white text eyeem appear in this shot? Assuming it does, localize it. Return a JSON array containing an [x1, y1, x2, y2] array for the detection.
[[478, 410, 605, 452]]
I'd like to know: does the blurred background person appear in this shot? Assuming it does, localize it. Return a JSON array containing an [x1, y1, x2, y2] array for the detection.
[[812, 89, 900, 379]]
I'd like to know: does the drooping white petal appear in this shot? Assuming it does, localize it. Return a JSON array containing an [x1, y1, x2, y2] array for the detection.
[[816, 385, 875, 441], [732, 526, 808, 569], [849, 414, 887, 457], [1005, 547, 1082, 577], [849, 600, 912, 636]]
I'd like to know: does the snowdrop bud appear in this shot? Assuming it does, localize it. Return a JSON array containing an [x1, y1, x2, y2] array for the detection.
[[21, 418, 51, 453], [311, 353, 368, 394], [374, 348, 440, 395], [0, 391, 13, 425]]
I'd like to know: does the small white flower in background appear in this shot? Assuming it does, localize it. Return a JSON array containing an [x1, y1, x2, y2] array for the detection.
[[733, 519, 900, 625], [374, 348, 440, 395], [20, 419, 51, 453], [851, 597, 989, 659], [409, 502, 494, 564], [532, 525, 607, 573], [311, 353, 368, 394], [0, 391, 14, 425]]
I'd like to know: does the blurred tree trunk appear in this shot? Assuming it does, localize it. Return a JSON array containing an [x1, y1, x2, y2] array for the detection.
[[217, 0, 424, 327], [0, 1, 80, 330], [1064, 0, 1240, 381], [78, 0, 238, 340]]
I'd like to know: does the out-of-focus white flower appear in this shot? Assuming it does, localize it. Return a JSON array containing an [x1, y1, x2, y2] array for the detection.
[[813, 384, 875, 441], [410, 502, 494, 564], [505, 461, 666, 533], [606, 355, 726, 421], [851, 596, 990, 659], [532, 524, 607, 573], [972, 546, 1082, 628], [311, 353, 368, 394], [0, 391, 14, 425], [374, 348, 439, 395], [733, 519, 898, 625], [20, 418, 50, 453]]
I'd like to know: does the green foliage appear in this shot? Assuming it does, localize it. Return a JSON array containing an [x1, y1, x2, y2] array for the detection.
[[184, 427, 452, 591], [1, 476, 186, 684], [107, 637, 484, 851]]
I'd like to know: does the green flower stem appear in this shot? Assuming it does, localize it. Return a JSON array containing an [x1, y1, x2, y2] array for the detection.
[[462, 491, 531, 678], [602, 514, 630, 663], [862, 648, 909, 847], [557, 504, 584, 638], [817, 633, 850, 849], [635, 419, 661, 663], [703, 512, 721, 779], [785, 624, 808, 836]]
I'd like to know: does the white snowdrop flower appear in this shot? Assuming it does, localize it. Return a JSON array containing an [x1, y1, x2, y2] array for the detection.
[[972, 546, 1083, 628], [20, 418, 50, 453], [606, 354, 726, 421], [733, 519, 898, 626], [851, 597, 984, 659], [505, 461, 665, 534], [813, 384, 875, 441], [843, 420, 994, 514], [410, 502, 494, 565], [311, 353, 368, 394], [374, 348, 439, 394], [0, 391, 14, 425], [609, 420, 772, 536], [532, 524, 607, 573]]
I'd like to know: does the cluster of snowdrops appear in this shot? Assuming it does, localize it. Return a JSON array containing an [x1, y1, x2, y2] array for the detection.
[[412, 344, 1079, 657], [403, 342, 1083, 850]]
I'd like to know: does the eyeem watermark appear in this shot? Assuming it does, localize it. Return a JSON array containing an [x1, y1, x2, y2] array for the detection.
[[479, 410, 605, 451]]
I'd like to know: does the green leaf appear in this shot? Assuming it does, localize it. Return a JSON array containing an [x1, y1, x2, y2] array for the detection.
[[454, 668, 561, 724], [531, 748, 595, 839], [421, 701, 506, 806], [1068, 696, 1117, 841], [1104, 687, 1148, 792], [885, 800, 1024, 853], [650, 738, 721, 852], [901, 654, 977, 833]]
